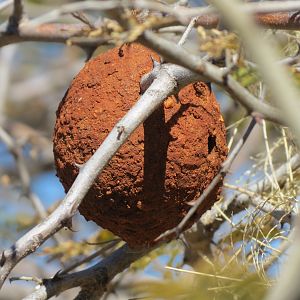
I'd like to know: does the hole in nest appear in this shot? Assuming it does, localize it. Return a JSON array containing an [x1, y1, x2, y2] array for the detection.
[[208, 135, 216, 154], [118, 48, 124, 57]]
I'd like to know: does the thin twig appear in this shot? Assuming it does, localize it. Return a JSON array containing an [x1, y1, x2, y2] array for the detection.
[[141, 30, 285, 124], [7, 0, 25, 33], [281, 128, 294, 184], [71, 11, 95, 29], [0, 127, 47, 219], [200, 152, 300, 227], [23, 244, 156, 300], [25, 1, 300, 26], [154, 118, 257, 243], [262, 230, 293, 271], [60, 239, 120, 275], [165, 266, 243, 282], [9, 276, 42, 285], [0, 45, 17, 116], [0, 15, 293, 290], [177, 17, 197, 46], [0, 126, 65, 245], [1, 11, 300, 48]]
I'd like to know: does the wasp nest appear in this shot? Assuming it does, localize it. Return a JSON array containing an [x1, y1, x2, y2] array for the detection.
[[53, 43, 227, 248]]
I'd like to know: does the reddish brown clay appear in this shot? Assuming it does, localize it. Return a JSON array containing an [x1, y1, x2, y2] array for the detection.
[[53, 43, 228, 248]]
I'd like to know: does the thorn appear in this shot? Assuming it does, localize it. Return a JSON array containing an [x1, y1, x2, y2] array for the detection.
[[74, 162, 85, 169], [186, 200, 196, 206], [52, 270, 62, 281], [9, 276, 43, 285], [150, 55, 160, 68], [63, 218, 78, 232], [0, 252, 6, 267], [159, 55, 165, 64]]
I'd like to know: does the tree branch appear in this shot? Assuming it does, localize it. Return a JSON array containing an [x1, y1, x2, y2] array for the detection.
[[0, 17, 292, 290], [201, 152, 300, 226], [195, 12, 300, 31], [59, 239, 120, 276], [0, 59, 200, 289], [23, 244, 153, 300], [7, 0, 25, 33], [1, 9, 300, 48], [0, 23, 110, 48], [154, 118, 257, 243], [140, 30, 285, 125], [1, 1, 299, 295], [22, 1, 300, 26], [24, 149, 300, 298], [0, 126, 65, 244], [208, 1, 300, 299], [211, 0, 300, 145]]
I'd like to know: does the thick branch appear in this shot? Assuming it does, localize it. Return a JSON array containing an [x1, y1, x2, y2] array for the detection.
[[201, 152, 300, 227], [195, 12, 300, 30], [211, 0, 300, 144], [140, 30, 285, 125], [184, 151, 300, 264], [23, 244, 152, 300], [0, 61, 199, 289], [0, 23, 110, 48], [22, 1, 300, 26], [24, 137, 300, 298], [1, 12, 300, 48]]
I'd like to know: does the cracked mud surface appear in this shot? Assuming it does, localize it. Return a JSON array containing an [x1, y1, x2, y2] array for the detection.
[[53, 43, 228, 248]]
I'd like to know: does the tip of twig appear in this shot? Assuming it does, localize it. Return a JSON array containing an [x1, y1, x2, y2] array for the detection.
[[150, 55, 160, 68], [52, 270, 62, 281]]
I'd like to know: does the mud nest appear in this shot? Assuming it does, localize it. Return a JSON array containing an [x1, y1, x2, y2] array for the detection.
[[53, 43, 228, 248]]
